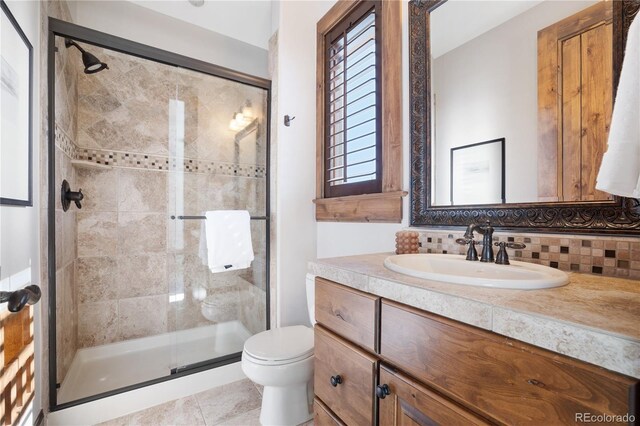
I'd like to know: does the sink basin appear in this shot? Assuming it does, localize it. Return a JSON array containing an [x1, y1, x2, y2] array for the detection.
[[383, 254, 569, 290]]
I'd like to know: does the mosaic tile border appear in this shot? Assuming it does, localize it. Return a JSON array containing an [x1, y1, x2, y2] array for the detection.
[[411, 229, 640, 280], [75, 148, 266, 178], [54, 124, 266, 179], [54, 124, 77, 160]]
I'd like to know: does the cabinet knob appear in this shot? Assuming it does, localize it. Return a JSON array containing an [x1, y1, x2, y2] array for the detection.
[[376, 384, 390, 399], [330, 375, 342, 387]]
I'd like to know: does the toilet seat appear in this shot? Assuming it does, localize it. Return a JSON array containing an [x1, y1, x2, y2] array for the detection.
[[243, 325, 314, 366]]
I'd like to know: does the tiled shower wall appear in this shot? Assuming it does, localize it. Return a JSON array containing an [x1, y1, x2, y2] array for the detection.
[[53, 35, 78, 383], [66, 45, 269, 347], [415, 229, 640, 280]]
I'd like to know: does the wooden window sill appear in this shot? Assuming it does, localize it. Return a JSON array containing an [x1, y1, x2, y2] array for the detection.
[[314, 191, 407, 223]]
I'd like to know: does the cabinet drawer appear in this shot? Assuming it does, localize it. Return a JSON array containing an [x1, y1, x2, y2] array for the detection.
[[315, 278, 379, 352], [379, 365, 490, 426], [315, 325, 377, 426], [381, 300, 638, 425], [314, 397, 345, 426]]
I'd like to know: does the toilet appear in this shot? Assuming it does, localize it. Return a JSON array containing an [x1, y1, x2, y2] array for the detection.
[[241, 274, 316, 426]]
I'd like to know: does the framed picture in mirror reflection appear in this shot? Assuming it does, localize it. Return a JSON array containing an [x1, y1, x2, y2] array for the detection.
[[450, 138, 505, 206]]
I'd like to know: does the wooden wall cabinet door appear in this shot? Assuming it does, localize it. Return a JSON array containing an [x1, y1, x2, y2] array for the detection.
[[378, 365, 490, 426]]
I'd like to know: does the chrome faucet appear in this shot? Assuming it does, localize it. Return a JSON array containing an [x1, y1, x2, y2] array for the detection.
[[464, 221, 495, 262]]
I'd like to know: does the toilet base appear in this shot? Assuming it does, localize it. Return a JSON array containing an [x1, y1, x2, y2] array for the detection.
[[259, 382, 312, 426]]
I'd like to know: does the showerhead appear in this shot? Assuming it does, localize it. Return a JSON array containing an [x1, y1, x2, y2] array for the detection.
[[65, 39, 109, 74]]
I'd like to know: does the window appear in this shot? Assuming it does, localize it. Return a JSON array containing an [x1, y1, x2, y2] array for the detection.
[[325, 2, 381, 198], [316, 0, 404, 222]]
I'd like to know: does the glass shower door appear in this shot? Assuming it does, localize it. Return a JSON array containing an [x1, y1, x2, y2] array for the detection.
[[168, 66, 268, 372]]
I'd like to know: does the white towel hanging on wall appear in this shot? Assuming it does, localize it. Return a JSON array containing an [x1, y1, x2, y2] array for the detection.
[[596, 13, 640, 197]]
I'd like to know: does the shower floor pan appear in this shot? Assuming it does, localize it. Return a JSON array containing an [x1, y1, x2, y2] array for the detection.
[[58, 320, 252, 404]]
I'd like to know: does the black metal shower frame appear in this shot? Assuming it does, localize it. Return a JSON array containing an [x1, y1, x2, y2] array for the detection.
[[47, 17, 272, 412]]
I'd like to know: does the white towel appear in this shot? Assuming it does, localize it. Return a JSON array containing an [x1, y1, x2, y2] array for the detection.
[[200, 210, 254, 273], [596, 13, 640, 197]]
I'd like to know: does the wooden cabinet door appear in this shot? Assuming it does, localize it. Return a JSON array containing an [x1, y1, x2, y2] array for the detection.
[[537, 1, 613, 202], [314, 325, 377, 426], [378, 365, 490, 426]]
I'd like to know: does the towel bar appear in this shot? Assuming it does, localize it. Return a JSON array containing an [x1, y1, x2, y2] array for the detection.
[[170, 215, 267, 220]]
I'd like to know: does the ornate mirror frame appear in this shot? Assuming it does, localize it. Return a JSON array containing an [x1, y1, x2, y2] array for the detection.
[[409, 0, 640, 234]]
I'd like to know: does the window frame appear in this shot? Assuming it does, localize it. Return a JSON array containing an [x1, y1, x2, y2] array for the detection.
[[315, 0, 405, 222]]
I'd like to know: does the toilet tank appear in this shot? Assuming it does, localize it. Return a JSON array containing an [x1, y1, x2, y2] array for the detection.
[[306, 274, 316, 325]]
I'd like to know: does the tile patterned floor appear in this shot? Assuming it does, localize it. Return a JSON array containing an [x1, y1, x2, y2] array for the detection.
[[97, 379, 313, 426], [98, 379, 261, 426]]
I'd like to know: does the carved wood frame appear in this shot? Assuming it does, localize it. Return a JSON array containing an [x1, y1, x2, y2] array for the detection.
[[409, 0, 640, 234]]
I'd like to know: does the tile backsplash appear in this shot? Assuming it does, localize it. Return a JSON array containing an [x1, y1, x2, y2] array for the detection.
[[413, 229, 640, 280]]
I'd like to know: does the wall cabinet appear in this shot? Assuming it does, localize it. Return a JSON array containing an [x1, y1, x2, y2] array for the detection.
[[313, 277, 639, 425]]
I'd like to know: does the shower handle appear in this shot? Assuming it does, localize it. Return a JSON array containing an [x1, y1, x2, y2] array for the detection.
[[61, 179, 84, 211]]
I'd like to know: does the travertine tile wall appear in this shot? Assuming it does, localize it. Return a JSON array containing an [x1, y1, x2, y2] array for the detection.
[[415, 229, 640, 280], [68, 46, 268, 348], [53, 34, 79, 384], [42, 0, 81, 408]]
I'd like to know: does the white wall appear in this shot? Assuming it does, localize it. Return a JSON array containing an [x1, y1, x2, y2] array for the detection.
[[71, 0, 269, 79], [274, 0, 411, 328], [432, 1, 596, 205], [274, 0, 334, 326], [0, 0, 42, 418]]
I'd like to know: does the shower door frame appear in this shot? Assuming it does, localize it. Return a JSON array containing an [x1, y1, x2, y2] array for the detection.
[[47, 18, 272, 411]]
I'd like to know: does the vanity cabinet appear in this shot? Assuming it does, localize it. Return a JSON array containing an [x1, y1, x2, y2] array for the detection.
[[314, 278, 639, 425]]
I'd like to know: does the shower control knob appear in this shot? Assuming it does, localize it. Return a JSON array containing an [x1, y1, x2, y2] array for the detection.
[[72, 189, 84, 209], [61, 180, 84, 211], [376, 384, 391, 399], [330, 375, 342, 387]]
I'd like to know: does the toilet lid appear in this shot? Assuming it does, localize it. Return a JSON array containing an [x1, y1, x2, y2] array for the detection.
[[244, 325, 314, 363]]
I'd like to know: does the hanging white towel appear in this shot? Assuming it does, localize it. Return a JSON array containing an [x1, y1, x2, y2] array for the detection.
[[596, 13, 640, 197], [202, 210, 254, 273], [198, 217, 208, 266]]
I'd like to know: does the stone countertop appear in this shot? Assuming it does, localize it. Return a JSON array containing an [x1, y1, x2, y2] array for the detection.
[[308, 253, 640, 378]]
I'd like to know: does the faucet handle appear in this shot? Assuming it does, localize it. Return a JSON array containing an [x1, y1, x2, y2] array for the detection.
[[493, 241, 526, 265], [494, 242, 510, 265], [457, 238, 479, 261], [495, 242, 526, 250]]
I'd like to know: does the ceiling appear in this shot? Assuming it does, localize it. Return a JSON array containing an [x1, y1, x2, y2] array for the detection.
[[128, 0, 273, 49], [430, 0, 543, 58]]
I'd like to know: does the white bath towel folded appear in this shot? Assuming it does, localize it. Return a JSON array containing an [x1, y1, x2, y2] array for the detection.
[[596, 13, 640, 197], [199, 210, 254, 273]]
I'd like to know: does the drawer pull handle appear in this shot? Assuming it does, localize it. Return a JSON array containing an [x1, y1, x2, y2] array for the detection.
[[376, 384, 391, 399], [330, 375, 342, 387]]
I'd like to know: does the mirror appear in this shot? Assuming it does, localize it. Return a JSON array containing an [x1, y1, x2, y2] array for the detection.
[[430, 0, 612, 206], [409, 0, 640, 233]]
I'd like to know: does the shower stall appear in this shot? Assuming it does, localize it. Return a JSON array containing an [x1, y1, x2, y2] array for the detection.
[[48, 19, 270, 409]]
